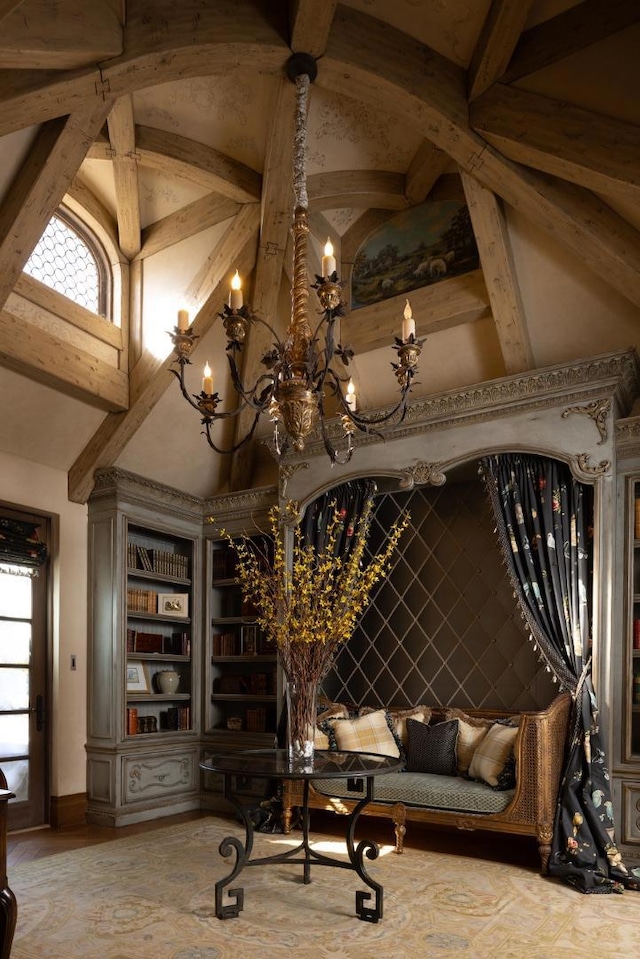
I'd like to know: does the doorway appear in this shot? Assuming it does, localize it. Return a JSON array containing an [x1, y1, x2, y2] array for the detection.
[[0, 508, 49, 830]]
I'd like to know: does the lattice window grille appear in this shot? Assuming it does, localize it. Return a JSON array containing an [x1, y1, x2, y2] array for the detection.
[[24, 213, 105, 315]]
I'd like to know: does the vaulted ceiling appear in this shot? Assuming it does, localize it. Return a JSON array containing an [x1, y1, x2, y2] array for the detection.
[[0, 0, 638, 502]]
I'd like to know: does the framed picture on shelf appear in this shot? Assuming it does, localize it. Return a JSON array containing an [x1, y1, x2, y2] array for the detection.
[[126, 660, 150, 693], [157, 592, 189, 618]]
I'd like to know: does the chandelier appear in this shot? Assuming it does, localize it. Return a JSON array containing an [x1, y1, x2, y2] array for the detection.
[[169, 53, 422, 465]]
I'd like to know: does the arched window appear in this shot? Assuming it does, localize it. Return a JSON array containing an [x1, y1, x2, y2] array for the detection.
[[24, 209, 111, 319]]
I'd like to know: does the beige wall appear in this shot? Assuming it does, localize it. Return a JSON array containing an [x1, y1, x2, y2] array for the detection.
[[0, 451, 88, 798]]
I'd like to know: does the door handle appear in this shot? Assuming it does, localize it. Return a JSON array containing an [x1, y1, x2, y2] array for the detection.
[[35, 694, 45, 731]]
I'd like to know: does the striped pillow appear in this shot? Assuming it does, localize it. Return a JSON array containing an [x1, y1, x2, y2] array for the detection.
[[327, 709, 401, 758]]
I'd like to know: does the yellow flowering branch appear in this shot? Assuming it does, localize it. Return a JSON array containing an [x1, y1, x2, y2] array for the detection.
[[218, 498, 409, 684]]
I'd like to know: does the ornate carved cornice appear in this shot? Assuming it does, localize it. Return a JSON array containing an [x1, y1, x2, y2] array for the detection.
[[281, 349, 640, 461], [202, 485, 277, 526], [91, 467, 203, 517], [615, 416, 640, 460]]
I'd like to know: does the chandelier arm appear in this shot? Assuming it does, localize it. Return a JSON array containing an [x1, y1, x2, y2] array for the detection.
[[225, 354, 277, 412], [200, 407, 263, 455]]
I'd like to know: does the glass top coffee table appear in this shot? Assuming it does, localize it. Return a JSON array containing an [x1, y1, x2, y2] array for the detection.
[[200, 748, 403, 923]]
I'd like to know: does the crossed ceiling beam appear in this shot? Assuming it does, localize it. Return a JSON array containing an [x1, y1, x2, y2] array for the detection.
[[0, 0, 637, 500]]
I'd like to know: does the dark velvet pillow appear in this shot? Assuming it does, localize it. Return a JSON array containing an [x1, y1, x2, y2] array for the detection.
[[406, 718, 459, 775]]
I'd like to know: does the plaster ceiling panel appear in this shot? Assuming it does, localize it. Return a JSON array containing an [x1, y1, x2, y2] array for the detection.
[[0, 368, 105, 472], [342, 0, 492, 67], [344, 316, 505, 414], [137, 167, 209, 230], [515, 26, 640, 124], [307, 86, 421, 174], [0, 126, 37, 206], [322, 209, 363, 237], [77, 158, 117, 218], [506, 206, 640, 369], [524, 0, 581, 29], [115, 324, 236, 500], [132, 72, 279, 173], [142, 220, 236, 358]]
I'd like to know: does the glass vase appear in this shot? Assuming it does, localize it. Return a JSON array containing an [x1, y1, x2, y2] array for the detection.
[[285, 678, 317, 768]]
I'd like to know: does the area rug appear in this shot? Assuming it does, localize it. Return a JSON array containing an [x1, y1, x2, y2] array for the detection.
[[9, 816, 640, 958]]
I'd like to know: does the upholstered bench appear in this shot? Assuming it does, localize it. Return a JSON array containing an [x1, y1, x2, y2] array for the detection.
[[281, 692, 571, 873]]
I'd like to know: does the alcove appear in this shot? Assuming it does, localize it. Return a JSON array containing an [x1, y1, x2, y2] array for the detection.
[[321, 461, 559, 711]]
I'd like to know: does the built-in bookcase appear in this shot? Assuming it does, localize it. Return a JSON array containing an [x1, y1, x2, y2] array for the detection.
[[86, 469, 202, 827], [206, 537, 278, 742]]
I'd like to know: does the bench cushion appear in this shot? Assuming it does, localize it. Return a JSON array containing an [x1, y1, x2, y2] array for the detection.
[[312, 771, 515, 815]]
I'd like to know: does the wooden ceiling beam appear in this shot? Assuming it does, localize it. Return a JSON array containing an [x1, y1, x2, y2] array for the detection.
[[137, 194, 241, 261], [0, 1, 26, 24], [68, 217, 261, 504], [0, 306, 128, 411], [0, 100, 113, 314], [0, 0, 122, 70], [289, 0, 338, 58], [504, 0, 640, 84], [229, 78, 299, 492], [135, 126, 262, 204], [308, 170, 408, 211], [461, 170, 533, 374], [467, 0, 535, 101], [342, 269, 490, 355], [107, 96, 141, 260], [405, 139, 450, 205], [471, 84, 640, 204]]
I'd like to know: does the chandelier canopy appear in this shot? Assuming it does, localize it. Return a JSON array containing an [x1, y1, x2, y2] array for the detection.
[[169, 53, 422, 465]]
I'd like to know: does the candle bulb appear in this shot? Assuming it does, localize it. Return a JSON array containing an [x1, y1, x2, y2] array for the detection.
[[202, 362, 213, 395], [177, 309, 190, 332], [402, 299, 415, 341], [346, 379, 357, 412], [229, 270, 243, 310], [322, 238, 336, 278]]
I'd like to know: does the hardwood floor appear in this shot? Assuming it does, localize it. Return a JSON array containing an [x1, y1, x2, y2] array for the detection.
[[7, 807, 540, 872]]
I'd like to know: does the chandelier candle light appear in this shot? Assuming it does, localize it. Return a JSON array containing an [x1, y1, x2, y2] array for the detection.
[[214, 498, 409, 766], [169, 53, 423, 464]]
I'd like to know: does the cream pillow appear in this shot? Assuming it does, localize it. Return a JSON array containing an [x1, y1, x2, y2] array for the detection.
[[467, 723, 518, 787], [456, 719, 490, 774], [315, 703, 348, 749], [389, 705, 432, 747], [328, 709, 400, 758]]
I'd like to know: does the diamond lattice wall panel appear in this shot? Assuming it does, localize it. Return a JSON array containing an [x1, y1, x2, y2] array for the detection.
[[323, 481, 558, 711]]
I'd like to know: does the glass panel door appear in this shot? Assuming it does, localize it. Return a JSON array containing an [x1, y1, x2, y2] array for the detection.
[[0, 560, 48, 829]]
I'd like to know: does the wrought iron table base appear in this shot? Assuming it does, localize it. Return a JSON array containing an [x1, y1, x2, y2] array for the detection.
[[215, 774, 383, 922]]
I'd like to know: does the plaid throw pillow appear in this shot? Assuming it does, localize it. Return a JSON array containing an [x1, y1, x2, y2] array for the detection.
[[327, 709, 401, 758], [467, 722, 518, 787]]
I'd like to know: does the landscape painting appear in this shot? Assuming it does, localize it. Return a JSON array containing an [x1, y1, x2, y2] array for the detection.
[[351, 199, 479, 309]]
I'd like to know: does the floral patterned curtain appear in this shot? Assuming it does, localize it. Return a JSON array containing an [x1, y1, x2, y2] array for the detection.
[[300, 479, 377, 556], [481, 453, 640, 894]]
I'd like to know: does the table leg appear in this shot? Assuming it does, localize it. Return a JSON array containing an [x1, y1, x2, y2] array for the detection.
[[214, 773, 254, 919], [344, 777, 383, 922]]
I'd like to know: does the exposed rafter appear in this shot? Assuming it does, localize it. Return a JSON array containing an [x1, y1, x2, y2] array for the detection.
[[461, 170, 533, 374], [0, 101, 113, 313], [467, 0, 534, 101], [471, 84, 640, 204], [504, 0, 640, 85], [68, 217, 261, 504]]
